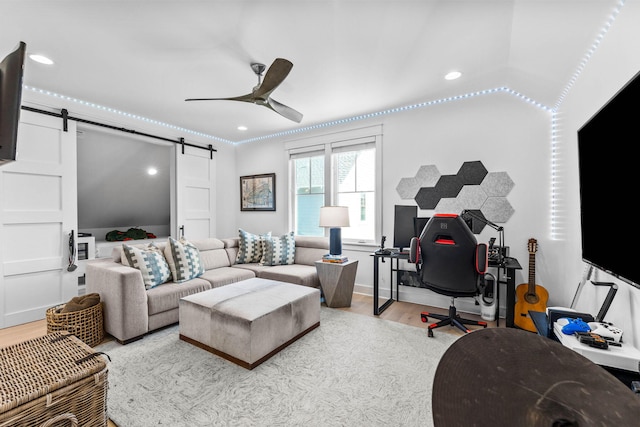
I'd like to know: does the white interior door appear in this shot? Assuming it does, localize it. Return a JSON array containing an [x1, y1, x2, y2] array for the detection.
[[0, 110, 78, 328], [174, 144, 216, 239]]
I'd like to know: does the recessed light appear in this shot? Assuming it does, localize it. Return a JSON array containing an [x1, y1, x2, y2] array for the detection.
[[237, 126, 248, 131], [29, 54, 54, 65], [147, 167, 158, 176], [445, 71, 462, 80]]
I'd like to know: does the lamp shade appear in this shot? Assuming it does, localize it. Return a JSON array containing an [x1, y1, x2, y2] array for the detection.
[[319, 206, 349, 256], [319, 206, 350, 228]]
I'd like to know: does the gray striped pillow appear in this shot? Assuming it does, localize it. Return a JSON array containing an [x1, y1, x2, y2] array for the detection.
[[261, 232, 296, 266], [122, 243, 172, 289], [164, 237, 204, 282], [236, 229, 271, 264]]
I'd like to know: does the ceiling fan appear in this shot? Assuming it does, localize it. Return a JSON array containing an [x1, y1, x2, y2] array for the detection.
[[185, 58, 303, 123]]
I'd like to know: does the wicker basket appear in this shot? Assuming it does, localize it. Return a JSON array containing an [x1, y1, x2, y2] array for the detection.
[[46, 302, 104, 348], [0, 332, 108, 427]]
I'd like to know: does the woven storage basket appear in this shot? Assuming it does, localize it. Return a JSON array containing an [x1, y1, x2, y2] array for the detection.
[[46, 302, 104, 348], [0, 332, 108, 427]]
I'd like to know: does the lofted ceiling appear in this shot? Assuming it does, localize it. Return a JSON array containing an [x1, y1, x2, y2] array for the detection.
[[0, 0, 621, 144]]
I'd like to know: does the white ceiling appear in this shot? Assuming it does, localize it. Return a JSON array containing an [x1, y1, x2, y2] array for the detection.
[[0, 0, 620, 144]]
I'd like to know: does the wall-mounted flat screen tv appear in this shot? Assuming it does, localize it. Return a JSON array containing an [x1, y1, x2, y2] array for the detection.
[[0, 41, 26, 166], [577, 69, 640, 290]]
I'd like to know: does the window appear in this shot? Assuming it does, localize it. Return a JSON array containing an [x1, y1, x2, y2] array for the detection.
[[288, 130, 380, 244], [292, 151, 324, 236], [333, 143, 376, 242]]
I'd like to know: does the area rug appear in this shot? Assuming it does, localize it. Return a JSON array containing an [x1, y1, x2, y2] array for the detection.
[[96, 308, 459, 427]]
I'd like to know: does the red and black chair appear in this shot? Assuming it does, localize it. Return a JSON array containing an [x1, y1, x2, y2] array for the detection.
[[409, 213, 489, 337]]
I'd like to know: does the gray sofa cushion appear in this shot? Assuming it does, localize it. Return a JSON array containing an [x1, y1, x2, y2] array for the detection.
[[257, 264, 321, 288], [185, 238, 231, 270], [294, 236, 330, 250], [199, 267, 256, 288], [231, 263, 266, 274], [294, 237, 329, 266], [146, 278, 212, 316], [222, 237, 240, 264], [199, 247, 233, 270], [191, 238, 226, 251]]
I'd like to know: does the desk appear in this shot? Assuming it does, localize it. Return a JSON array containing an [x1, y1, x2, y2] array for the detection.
[[529, 310, 640, 388], [491, 257, 522, 327], [371, 252, 522, 326], [371, 252, 406, 315]]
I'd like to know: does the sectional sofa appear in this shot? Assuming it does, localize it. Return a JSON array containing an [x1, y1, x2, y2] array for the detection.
[[86, 235, 329, 344]]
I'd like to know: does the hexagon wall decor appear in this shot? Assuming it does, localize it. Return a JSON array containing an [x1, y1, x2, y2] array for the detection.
[[395, 165, 440, 199], [396, 160, 515, 233]]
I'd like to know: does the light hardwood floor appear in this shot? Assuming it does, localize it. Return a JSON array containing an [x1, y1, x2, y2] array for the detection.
[[0, 293, 497, 427], [0, 293, 498, 346], [337, 293, 498, 333]]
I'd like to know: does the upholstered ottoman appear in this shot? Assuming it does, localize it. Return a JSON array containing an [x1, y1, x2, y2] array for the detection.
[[179, 277, 320, 369]]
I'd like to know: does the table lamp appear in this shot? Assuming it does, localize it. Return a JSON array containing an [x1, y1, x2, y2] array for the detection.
[[319, 206, 350, 255]]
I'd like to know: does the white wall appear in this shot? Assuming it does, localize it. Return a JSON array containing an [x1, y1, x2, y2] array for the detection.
[[234, 140, 291, 236], [234, 92, 551, 317], [213, 141, 240, 238]]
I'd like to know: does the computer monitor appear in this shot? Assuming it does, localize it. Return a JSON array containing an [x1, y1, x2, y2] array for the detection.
[[414, 217, 430, 239], [393, 205, 417, 251]]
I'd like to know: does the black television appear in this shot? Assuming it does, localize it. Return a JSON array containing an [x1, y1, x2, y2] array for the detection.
[[0, 41, 26, 166], [393, 205, 417, 252], [577, 69, 640, 290]]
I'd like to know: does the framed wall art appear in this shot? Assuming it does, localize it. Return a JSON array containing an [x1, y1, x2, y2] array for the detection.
[[240, 173, 276, 211]]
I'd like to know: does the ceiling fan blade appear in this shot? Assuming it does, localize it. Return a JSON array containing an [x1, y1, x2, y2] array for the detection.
[[266, 97, 303, 123], [185, 93, 255, 103], [253, 58, 293, 98], [185, 58, 300, 121]]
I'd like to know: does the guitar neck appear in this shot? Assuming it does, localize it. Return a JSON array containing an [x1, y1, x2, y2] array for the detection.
[[528, 252, 536, 293]]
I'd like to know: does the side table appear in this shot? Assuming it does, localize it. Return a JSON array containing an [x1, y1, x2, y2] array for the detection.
[[315, 259, 359, 308]]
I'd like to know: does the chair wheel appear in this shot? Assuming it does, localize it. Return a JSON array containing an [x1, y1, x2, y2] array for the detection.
[[420, 312, 429, 323], [428, 329, 434, 338]]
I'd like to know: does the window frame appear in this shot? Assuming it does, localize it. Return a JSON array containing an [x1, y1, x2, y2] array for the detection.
[[286, 126, 382, 246]]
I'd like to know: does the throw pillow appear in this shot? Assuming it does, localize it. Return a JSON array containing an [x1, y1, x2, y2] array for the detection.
[[236, 229, 271, 264], [122, 243, 172, 289], [261, 232, 296, 266], [164, 237, 205, 283]]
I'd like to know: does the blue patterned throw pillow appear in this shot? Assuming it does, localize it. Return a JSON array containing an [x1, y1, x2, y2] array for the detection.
[[122, 243, 172, 289], [164, 237, 205, 283], [236, 229, 271, 264], [261, 232, 296, 266]]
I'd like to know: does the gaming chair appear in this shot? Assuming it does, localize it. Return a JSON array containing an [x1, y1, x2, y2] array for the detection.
[[409, 213, 489, 337]]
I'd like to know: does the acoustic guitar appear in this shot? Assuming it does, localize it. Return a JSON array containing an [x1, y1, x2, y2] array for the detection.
[[514, 238, 549, 332]]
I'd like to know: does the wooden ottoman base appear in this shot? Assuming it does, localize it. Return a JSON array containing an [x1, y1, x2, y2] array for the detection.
[[179, 278, 321, 370]]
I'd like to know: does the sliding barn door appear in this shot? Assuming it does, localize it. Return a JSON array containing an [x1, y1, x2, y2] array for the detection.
[[0, 110, 78, 328], [174, 145, 216, 240]]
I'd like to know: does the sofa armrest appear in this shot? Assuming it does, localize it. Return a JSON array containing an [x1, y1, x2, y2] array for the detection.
[[86, 259, 149, 343]]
